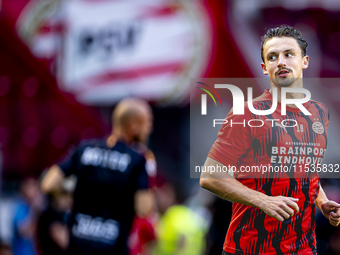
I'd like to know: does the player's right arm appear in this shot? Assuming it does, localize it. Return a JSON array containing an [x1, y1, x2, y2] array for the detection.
[[134, 189, 154, 217], [41, 164, 65, 193], [200, 157, 299, 222], [133, 153, 155, 218], [41, 144, 79, 194]]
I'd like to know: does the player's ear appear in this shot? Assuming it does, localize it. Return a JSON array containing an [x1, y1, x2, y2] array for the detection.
[[302, 55, 309, 70], [261, 62, 268, 75]]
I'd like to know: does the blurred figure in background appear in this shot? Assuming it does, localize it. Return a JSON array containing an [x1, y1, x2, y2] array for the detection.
[[316, 179, 340, 255], [12, 177, 43, 255], [40, 97, 154, 255], [108, 98, 156, 187], [205, 197, 232, 255], [152, 178, 207, 255], [108, 98, 157, 255], [37, 182, 73, 255], [0, 242, 12, 255]]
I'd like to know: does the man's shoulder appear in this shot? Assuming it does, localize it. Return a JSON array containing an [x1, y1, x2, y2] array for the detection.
[[242, 100, 272, 115], [79, 138, 145, 161], [308, 100, 330, 112], [78, 138, 106, 148], [244, 89, 273, 110]]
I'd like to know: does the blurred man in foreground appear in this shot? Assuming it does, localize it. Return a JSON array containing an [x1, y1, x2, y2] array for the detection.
[[12, 177, 43, 255], [41, 98, 154, 255]]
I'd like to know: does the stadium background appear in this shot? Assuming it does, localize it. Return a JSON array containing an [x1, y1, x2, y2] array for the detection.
[[0, 0, 340, 254]]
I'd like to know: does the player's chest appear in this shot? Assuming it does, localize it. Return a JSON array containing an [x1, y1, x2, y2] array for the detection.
[[253, 111, 327, 145], [249, 113, 328, 166]]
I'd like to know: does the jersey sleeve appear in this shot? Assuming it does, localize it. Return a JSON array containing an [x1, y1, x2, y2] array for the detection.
[[57, 144, 79, 177], [12, 204, 26, 234], [208, 106, 254, 167]]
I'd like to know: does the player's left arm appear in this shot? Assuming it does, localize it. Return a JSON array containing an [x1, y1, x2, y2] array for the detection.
[[41, 164, 65, 194], [315, 185, 340, 226], [134, 155, 155, 218], [135, 189, 154, 217]]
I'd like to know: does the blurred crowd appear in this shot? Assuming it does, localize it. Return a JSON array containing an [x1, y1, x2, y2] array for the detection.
[[1, 176, 340, 255], [0, 98, 211, 255], [0, 169, 209, 255]]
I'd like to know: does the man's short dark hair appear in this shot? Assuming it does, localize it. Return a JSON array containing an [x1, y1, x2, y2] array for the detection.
[[261, 25, 308, 63]]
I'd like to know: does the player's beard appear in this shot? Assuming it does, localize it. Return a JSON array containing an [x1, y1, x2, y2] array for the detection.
[[274, 68, 295, 87], [275, 77, 296, 87]]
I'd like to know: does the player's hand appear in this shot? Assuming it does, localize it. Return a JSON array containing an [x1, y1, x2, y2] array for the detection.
[[258, 196, 299, 222], [321, 201, 340, 227]]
